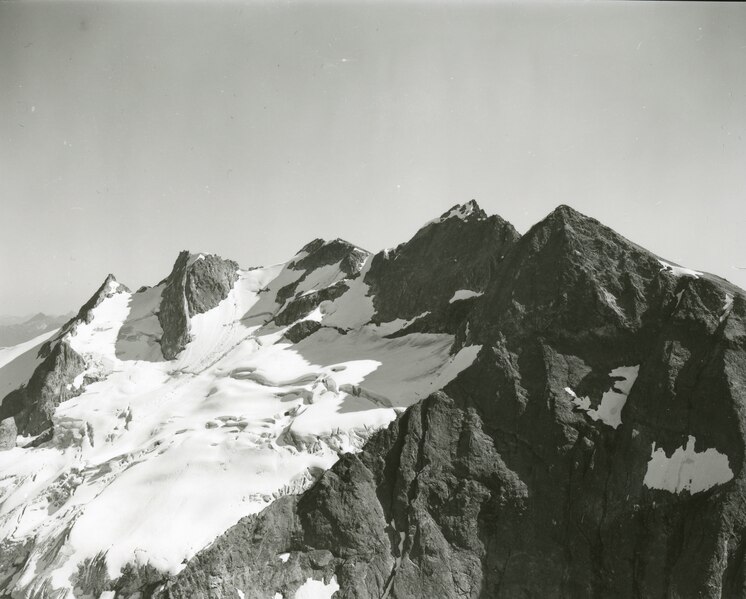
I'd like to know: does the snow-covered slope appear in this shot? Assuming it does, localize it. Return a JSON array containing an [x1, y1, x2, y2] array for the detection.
[[0, 241, 480, 598]]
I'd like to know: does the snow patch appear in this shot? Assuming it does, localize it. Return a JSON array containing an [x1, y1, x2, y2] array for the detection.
[[186, 253, 206, 267], [449, 289, 483, 303], [721, 293, 734, 323], [303, 306, 324, 323], [421, 202, 478, 229], [658, 260, 701, 279], [566, 365, 639, 429], [601, 288, 625, 317], [278, 552, 290, 563], [674, 290, 685, 309], [294, 576, 339, 599], [643, 435, 733, 494]]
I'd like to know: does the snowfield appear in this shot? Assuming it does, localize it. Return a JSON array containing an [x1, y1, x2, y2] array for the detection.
[[0, 253, 480, 598]]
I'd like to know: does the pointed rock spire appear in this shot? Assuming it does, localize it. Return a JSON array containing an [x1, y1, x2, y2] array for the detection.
[[158, 250, 239, 359]]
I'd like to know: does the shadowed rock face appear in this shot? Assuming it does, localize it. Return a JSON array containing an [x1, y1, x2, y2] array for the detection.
[[154, 205, 746, 599], [365, 200, 520, 324], [6, 341, 88, 435], [284, 320, 323, 344], [274, 281, 349, 327], [158, 252, 239, 359]]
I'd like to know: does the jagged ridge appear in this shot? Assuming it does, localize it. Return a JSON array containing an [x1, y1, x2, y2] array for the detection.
[[1, 202, 745, 599], [156, 204, 746, 599]]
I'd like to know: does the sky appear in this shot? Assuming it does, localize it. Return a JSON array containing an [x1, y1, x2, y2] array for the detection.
[[1, 1, 745, 316]]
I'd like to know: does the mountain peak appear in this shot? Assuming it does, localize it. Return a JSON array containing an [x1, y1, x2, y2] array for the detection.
[[77, 274, 127, 320], [523, 204, 622, 249], [439, 199, 486, 221], [290, 237, 369, 275], [419, 200, 487, 231], [26, 312, 49, 323], [543, 204, 598, 226]]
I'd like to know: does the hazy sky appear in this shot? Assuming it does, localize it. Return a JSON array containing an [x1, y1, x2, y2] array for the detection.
[[1, 1, 745, 316]]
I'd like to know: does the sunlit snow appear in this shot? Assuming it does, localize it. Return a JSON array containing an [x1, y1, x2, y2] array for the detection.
[[421, 202, 478, 229], [0, 253, 481, 597], [294, 576, 339, 599], [658, 260, 702, 279], [449, 289, 483, 303], [565, 365, 639, 429], [643, 435, 733, 494], [721, 293, 734, 323]]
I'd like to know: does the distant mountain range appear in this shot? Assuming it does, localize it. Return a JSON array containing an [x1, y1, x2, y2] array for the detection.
[[0, 312, 74, 348], [0, 203, 744, 599]]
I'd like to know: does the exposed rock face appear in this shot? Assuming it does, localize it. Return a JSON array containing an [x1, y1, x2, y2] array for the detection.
[[5, 341, 88, 435], [158, 252, 239, 359], [290, 238, 369, 277], [365, 200, 519, 323], [0, 275, 128, 436], [274, 239, 369, 315], [160, 392, 529, 599], [275, 281, 349, 327], [157, 205, 746, 599], [284, 320, 323, 343]]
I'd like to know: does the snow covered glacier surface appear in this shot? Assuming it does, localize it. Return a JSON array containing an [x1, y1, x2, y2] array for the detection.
[[0, 254, 481, 598]]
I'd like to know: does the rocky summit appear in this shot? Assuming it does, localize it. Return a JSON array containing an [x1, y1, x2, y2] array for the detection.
[[0, 203, 744, 599]]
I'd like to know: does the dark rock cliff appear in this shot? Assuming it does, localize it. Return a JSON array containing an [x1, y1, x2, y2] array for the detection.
[[158, 252, 239, 359], [155, 205, 746, 599], [365, 200, 520, 324]]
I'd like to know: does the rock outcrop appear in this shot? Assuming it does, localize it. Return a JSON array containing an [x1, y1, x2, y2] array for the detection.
[[158, 252, 239, 359], [273, 239, 369, 326]]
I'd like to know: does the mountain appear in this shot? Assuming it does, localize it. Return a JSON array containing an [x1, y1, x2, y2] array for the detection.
[[0, 313, 74, 349], [0, 203, 744, 599]]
